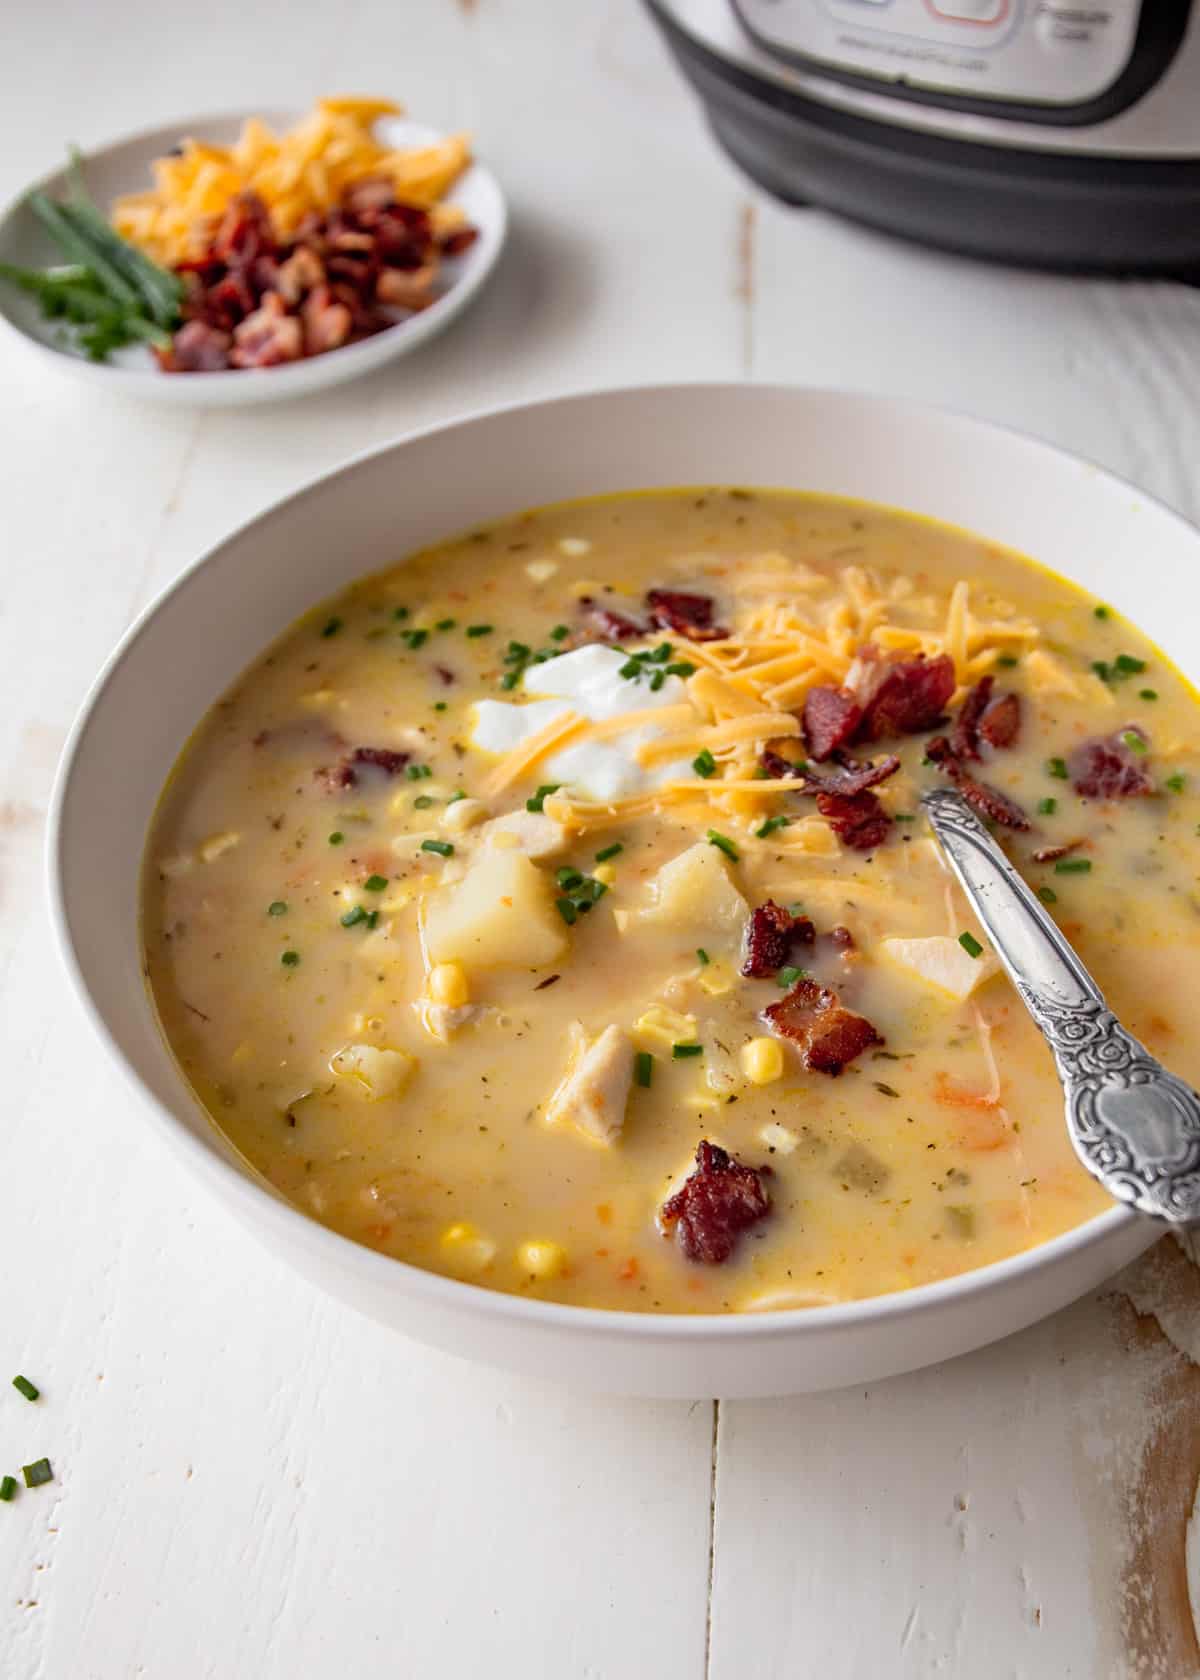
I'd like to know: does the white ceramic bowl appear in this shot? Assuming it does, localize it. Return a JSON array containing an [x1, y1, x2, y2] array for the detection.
[[50, 385, 1186, 1397], [0, 111, 506, 407]]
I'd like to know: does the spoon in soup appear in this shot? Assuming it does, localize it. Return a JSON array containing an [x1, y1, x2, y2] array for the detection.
[[921, 785, 1200, 1225]]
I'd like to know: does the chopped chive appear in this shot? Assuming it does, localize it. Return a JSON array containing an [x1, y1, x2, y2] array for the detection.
[[1037, 886, 1058, 905], [12, 1376, 39, 1402], [619, 658, 642, 680], [556, 867, 584, 890], [1115, 654, 1146, 675], [435, 618, 457, 632], [787, 901, 805, 916], [320, 616, 343, 638], [421, 839, 454, 857], [526, 784, 560, 813], [403, 628, 428, 650], [0, 1476, 15, 1502], [1046, 757, 1069, 780], [1121, 730, 1148, 756], [778, 965, 806, 989], [466, 623, 493, 638], [413, 795, 435, 809], [281, 950, 300, 966], [549, 624, 569, 642], [1140, 689, 1158, 701], [665, 661, 696, 678], [447, 790, 467, 803], [893, 813, 915, 823], [693, 749, 717, 779], [22, 1459, 52, 1489], [1166, 773, 1187, 793], [433, 700, 448, 712], [595, 842, 623, 862], [1037, 797, 1058, 816], [997, 654, 1019, 668], [1091, 660, 1111, 684], [267, 900, 287, 916], [392, 606, 409, 620], [635, 1050, 653, 1088], [696, 948, 711, 966], [1094, 604, 1110, 620], [672, 1042, 703, 1059], [555, 897, 578, 925], [341, 905, 368, 928], [755, 814, 790, 839], [1055, 857, 1092, 875], [407, 763, 433, 780], [648, 642, 673, 663], [365, 910, 379, 930], [363, 874, 388, 892], [874, 1082, 900, 1099], [500, 671, 520, 690], [504, 640, 531, 662], [706, 829, 739, 861], [958, 931, 984, 959], [649, 669, 665, 692], [328, 831, 344, 845]]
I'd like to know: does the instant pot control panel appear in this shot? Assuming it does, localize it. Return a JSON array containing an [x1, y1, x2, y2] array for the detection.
[[733, 0, 1151, 108]]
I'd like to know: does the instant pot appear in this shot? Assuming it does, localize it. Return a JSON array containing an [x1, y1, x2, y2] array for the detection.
[[646, 0, 1200, 271]]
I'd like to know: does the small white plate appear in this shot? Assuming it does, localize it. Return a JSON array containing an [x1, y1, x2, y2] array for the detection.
[[0, 110, 507, 407]]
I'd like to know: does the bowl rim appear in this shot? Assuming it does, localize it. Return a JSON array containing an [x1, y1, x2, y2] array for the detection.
[[0, 105, 507, 396], [49, 379, 1169, 1343]]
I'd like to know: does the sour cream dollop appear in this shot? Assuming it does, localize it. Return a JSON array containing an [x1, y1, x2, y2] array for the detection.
[[470, 645, 694, 801]]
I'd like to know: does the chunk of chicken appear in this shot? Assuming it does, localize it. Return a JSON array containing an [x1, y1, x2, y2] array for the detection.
[[544, 1023, 633, 1146]]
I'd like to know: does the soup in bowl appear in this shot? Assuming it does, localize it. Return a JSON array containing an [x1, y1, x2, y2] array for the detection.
[[52, 387, 1197, 1395]]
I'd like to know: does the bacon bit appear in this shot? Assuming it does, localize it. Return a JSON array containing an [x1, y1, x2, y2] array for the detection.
[[815, 789, 892, 851], [351, 746, 411, 776], [803, 686, 863, 762], [617, 1256, 640, 1281], [741, 900, 815, 978], [1068, 730, 1154, 799], [926, 737, 1031, 830], [659, 1141, 771, 1264], [315, 760, 358, 792], [859, 654, 955, 741], [434, 665, 456, 687], [819, 753, 901, 796], [230, 292, 303, 368], [163, 318, 233, 372], [299, 284, 353, 356], [829, 925, 855, 951], [980, 691, 1021, 750], [950, 675, 994, 761], [1032, 839, 1084, 864], [576, 597, 645, 642], [645, 588, 729, 642], [762, 978, 883, 1074], [761, 748, 806, 780]]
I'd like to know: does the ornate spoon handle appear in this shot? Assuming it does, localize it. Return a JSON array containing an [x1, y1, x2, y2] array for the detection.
[[921, 786, 1200, 1225]]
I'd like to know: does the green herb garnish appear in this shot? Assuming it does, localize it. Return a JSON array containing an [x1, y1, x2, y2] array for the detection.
[[555, 897, 577, 925], [12, 1376, 39, 1402], [281, 950, 300, 966], [556, 867, 584, 891], [466, 623, 493, 638], [413, 795, 435, 809], [672, 1042, 703, 1059], [1094, 605, 1110, 620], [696, 948, 711, 966], [635, 1050, 653, 1088], [1121, 730, 1148, 756], [267, 900, 287, 916], [1037, 798, 1057, 816], [407, 763, 432, 780], [706, 829, 739, 861], [1140, 689, 1158, 701], [1037, 886, 1058, 905], [403, 628, 429, 650], [363, 874, 388, 891], [958, 931, 984, 959], [421, 839, 454, 857], [0, 1476, 15, 1502], [340, 905, 368, 928], [526, 784, 560, 813], [595, 842, 623, 862], [435, 618, 457, 632], [22, 1459, 52, 1490], [692, 749, 717, 779], [328, 831, 344, 845], [1166, 773, 1187, 793], [1046, 757, 1069, 780], [778, 965, 806, 989], [755, 814, 790, 839], [1055, 857, 1092, 875], [320, 616, 342, 638], [997, 654, 1019, 668], [665, 661, 696, 678], [549, 625, 569, 642]]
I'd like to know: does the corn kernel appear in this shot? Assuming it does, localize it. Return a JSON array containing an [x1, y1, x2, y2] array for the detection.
[[635, 1005, 698, 1046], [524, 558, 559, 584], [741, 1037, 784, 1085], [428, 961, 470, 1008], [558, 537, 592, 557], [697, 961, 734, 997], [516, 1238, 567, 1279], [592, 861, 617, 886], [440, 1222, 496, 1273]]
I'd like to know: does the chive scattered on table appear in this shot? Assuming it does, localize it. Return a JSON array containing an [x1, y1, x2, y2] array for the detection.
[[22, 1459, 52, 1490], [0, 1476, 15, 1503], [11, 1376, 39, 1403]]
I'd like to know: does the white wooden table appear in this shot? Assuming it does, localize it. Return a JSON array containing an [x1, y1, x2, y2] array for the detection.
[[4, 4, 1200, 1675]]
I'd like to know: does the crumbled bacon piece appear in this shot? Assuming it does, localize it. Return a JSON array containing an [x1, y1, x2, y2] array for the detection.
[[300, 284, 353, 355], [1068, 730, 1154, 800], [803, 686, 863, 761], [818, 754, 901, 796], [230, 293, 303, 368], [760, 748, 805, 780], [160, 319, 232, 372], [1032, 840, 1084, 864], [659, 1142, 771, 1264], [375, 264, 437, 311], [762, 978, 883, 1075], [576, 597, 645, 642], [645, 589, 729, 642], [351, 746, 411, 776], [926, 737, 1031, 830], [828, 925, 855, 951], [980, 690, 1021, 750], [859, 654, 955, 741], [741, 900, 815, 978], [315, 761, 357, 792], [951, 675, 994, 761], [815, 789, 892, 851]]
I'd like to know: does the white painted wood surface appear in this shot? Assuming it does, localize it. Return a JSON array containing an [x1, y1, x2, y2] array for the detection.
[[3, 3, 1200, 1675]]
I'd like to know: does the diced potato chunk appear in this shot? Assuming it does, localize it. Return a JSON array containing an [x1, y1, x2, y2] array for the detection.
[[481, 809, 569, 859], [637, 842, 748, 952], [330, 1044, 417, 1100], [880, 935, 999, 1001], [423, 848, 568, 971], [545, 1023, 633, 1145]]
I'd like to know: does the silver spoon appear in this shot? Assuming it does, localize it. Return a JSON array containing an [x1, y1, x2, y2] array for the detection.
[[920, 786, 1200, 1225]]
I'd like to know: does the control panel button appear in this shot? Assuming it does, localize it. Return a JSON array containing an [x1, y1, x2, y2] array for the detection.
[[926, 0, 1007, 18]]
